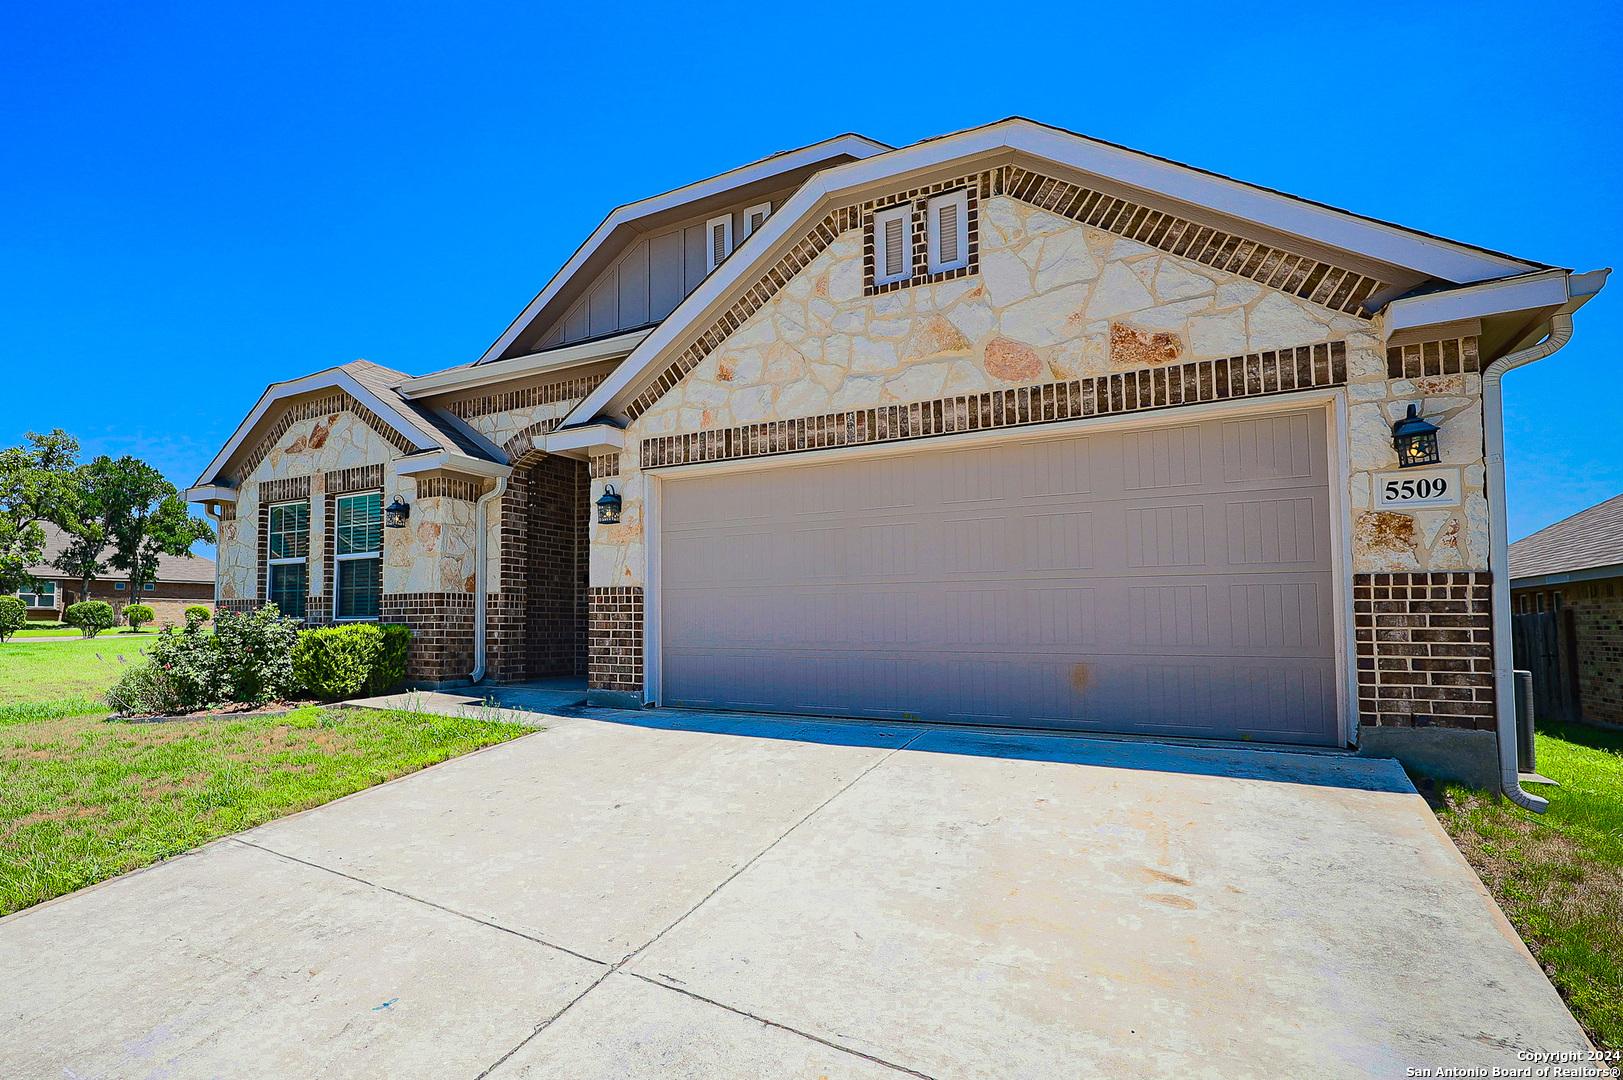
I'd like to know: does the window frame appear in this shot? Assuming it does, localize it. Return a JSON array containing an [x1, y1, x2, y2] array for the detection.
[[742, 202, 772, 238], [873, 204, 913, 286], [926, 189, 970, 275], [17, 581, 56, 609], [334, 491, 383, 621], [266, 499, 310, 618], [704, 214, 733, 274]]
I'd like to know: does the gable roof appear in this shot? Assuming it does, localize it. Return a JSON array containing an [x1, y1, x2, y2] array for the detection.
[[26, 523, 215, 584], [472, 133, 892, 366], [1509, 493, 1623, 581], [558, 116, 1578, 429], [189, 359, 504, 492]]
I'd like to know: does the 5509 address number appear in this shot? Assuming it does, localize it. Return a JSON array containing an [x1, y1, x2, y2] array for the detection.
[[1373, 467, 1463, 509]]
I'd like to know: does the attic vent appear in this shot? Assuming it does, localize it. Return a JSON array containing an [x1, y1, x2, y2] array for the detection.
[[926, 189, 970, 275], [744, 202, 771, 238], [704, 215, 733, 274], [884, 218, 905, 277], [937, 203, 959, 264], [872, 203, 912, 287]]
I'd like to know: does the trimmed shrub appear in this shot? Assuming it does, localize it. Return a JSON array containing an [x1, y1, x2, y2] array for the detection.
[[292, 623, 413, 700], [0, 596, 25, 642], [184, 605, 211, 626], [63, 600, 115, 638], [123, 603, 155, 631]]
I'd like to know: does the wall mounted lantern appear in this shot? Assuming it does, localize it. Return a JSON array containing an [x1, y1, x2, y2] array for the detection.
[[1391, 404, 1442, 468], [596, 485, 622, 525], [384, 496, 411, 528]]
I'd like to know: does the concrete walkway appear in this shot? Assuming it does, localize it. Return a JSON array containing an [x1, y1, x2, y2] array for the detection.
[[0, 703, 1589, 1078]]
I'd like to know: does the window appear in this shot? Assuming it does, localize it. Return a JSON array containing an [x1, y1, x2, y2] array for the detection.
[[335, 492, 383, 620], [743, 202, 772, 238], [267, 501, 309, 619], [17, 582, 55, 608], [1536, 593, 1546, 613], [1553, 591, 1564, 611], [114, 582, 126, 590], [874, 204, 912, 286], [143, 583, 155, 591], [704, 215, 733, 274], [926, 190, 970, 274]]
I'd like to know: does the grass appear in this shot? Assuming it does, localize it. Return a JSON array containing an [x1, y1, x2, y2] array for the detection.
[[0, 704, 532, 916], [1438, 720, 1623, 1050], [0, 635, 153, 706]]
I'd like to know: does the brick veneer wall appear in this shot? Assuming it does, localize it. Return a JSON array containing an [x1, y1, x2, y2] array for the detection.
[[1355, 572, 1496, 730], [588, 586, 643, 693], [1560, 577, 1623, 726], [381, 592, 475, 684], [489, 457, 589, 683]]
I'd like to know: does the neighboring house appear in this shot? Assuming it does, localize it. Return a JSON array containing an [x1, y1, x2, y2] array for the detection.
[[17, 523, 215, 625], [185, 118, 1608, 793], [1509, 492, 1623, 726]]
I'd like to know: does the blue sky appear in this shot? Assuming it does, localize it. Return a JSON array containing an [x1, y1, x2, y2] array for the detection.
[[2, 2, 1618, 556]]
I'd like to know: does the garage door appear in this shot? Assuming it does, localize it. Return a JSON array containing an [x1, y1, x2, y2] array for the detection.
[[658, 409, 1340, 745]]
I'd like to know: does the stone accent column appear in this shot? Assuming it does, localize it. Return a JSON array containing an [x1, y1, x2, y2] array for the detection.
[[587, 586, 643, 708]]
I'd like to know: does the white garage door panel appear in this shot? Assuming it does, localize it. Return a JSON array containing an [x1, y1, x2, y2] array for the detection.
[[660, 409, 1339, 745]]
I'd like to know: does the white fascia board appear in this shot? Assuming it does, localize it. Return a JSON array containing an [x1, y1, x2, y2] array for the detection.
[[1382, 270, 1573, 338], [543, 424, 625, 454], [393, 451, 513, 479], [191, 369, 443, 489], [183, 484, 238, 504], [565, 120, 1548, 427], [474, 134, 891, 366], [1511, 563, 1623, 589], [400, 328, 653, 399]]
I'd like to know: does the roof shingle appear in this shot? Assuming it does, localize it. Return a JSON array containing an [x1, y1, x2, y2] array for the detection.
[[1508, 492, 1623, 581]]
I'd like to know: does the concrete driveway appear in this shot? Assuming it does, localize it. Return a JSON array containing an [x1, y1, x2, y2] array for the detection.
[[0, 708, 1589, 1078]]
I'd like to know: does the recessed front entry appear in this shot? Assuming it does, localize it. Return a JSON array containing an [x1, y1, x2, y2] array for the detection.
[[658, 408, 1339, 745]]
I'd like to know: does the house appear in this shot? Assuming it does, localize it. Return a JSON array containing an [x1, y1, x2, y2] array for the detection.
[[17, 523, 215, 625], [1509, 492, 1623, 726], [185, 118, 1608, 797]]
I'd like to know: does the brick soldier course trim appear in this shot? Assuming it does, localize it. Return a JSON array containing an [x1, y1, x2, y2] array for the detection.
[[589, 454, 620, 479], [1355, 572, 1495, 731], [997, 165, 1388, 317], [1385, 336, 1481, 380], [258, 476, 311, 504], [500, 418, 566, 463], [642, 340, 1347, 470], [588, 586, 643, 693], [415, 476, 483, 501], [325, 464, 385, 494], [237, 393, 415, 480], [443, 372, 610, 420]]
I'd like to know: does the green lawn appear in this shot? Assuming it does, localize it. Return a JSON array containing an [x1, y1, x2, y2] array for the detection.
[[0, 636, 152, 713], [1439, 721, 1623, 1050], [0, 705, 532, 916]]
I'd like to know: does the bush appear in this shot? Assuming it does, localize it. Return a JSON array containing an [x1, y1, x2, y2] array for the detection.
[[123, 603, 155, 631], [0, 596, 25, 642], [292, 623, 412, 700], [105, 661, 183, 716], [184, 605, 211, 626], [63, 600, 115, 638], [106, 604, 303, 715]]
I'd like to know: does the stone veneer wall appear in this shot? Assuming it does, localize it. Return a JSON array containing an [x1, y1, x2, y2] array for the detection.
[[1355, 573, 1495, 731], [588, 586, 643, 693]]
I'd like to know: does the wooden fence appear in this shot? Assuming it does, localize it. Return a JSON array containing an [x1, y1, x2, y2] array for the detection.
[[1512, 610, 1582, 726]]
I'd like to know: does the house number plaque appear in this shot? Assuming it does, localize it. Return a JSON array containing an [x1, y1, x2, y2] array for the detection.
[[1373, 467, 1463, 509]]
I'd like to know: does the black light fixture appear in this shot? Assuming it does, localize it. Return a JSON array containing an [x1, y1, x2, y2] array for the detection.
[[596, 485, 622, 525], [384, 496, 411, 528], [1391, 404, 1442, 468]]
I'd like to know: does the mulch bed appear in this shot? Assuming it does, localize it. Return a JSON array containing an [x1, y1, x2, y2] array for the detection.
[[112, 700, 326, 724]]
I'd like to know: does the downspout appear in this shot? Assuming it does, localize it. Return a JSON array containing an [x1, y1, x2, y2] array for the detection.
[[1482, 314, 1573, 813], [205, 504, 224, 606], [470, 475, 508, 684]]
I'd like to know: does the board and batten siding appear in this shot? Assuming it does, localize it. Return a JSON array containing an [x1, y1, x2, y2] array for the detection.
[[535, 191, 793, 350]]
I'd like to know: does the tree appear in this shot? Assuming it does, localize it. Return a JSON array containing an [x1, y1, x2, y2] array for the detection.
[[54, 455, 133, 602], [0, 430, 80, 596], [99, 459, 216, 598]]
